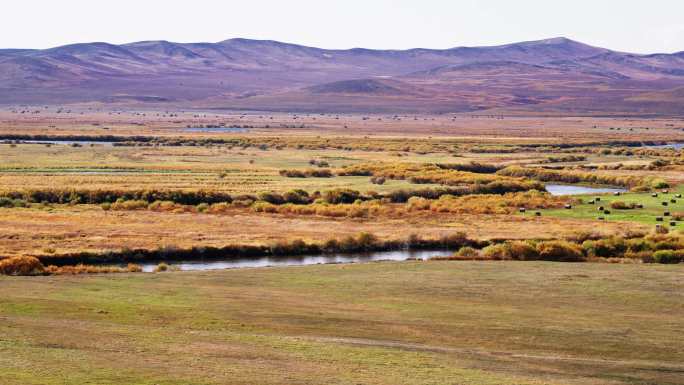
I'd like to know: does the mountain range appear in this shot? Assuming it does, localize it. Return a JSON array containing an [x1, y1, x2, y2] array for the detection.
[[2, 37, 684, 114]]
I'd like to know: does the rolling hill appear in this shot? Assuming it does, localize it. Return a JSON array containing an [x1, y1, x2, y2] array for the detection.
[[1, 37, 684, 114]]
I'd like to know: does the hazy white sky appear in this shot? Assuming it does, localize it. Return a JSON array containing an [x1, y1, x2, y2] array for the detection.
[[2, 0, 683, 53]]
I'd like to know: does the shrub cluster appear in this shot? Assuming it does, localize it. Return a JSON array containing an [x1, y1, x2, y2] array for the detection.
[[0, 197, 29, 208], [1, 188, 234, 205], [435, 162, 504, 174], [438, 232, 684, 264], [338, 162, 522, 186], [0, 256, 45, 275], [279, 169, 333, 178], [408, 190, 570, 214], [496, 166, 651, 189], [541, 155, 587, 164], [45, 263, 143, 275]]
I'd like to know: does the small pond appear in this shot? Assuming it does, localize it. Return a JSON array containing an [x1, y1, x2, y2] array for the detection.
[[644, 143, 684, 150], [545, 184, 628, 196], [137, 249, 453, 272]]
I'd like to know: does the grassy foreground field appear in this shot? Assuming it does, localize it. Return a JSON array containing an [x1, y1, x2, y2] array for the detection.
[[1, 261, 683, 385]]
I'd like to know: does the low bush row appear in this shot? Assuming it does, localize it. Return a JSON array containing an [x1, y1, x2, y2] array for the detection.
[[279, 169, 333, 178], [496, 166, 662, 189], [1, 178, 547, 213], [439, 231, 684, 264], [338, 162, 517, 186], [0, 188, 234, 205], [407, 190, 570, 214]]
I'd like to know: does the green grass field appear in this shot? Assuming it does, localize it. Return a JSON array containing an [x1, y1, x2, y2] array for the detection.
[[1, 261, 683, 385], [543, 185, 684, 226]]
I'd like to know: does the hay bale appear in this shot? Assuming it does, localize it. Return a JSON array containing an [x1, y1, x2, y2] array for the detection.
[[662, 202, 669, 206], [664, 211, 671, 216], [656, 217, 664, 222], [595, 197, 601, 202], [535, 211, 541, 217], [670, 221, 677, 226], [652, 193, 659, 198], [613, 192, 621, 196], [564, 204, 572, 209], [598, 206, 605, 211], [519, 207, 526, 213]]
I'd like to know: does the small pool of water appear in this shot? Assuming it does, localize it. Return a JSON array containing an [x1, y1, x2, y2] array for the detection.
[[644, 143, 684, 150], [546, 184, 627, 196], [137, 249, 453, 272], [20, 140, 114, 147], [183, 127, 248, 133]]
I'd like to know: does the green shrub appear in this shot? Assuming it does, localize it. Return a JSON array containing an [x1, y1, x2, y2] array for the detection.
[[439, 232, 472, 248], [111, 199, 148, 210], [196, 203, 209, 212], [455, 246, 480, 258], [282, 189, 311, 204], [582, 237, 627, 258], [652, 250, 683, 264], [651, 179, 670, 189], [507, 241, 540, 260], [482, 244, 511, 260], [154, 262, 169, 272], [0, 197, 28, 208], [323, 189, 362, 204], [257, 192, 285, 205]]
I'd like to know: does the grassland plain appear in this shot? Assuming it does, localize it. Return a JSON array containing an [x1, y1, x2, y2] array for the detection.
[[1, 261, 683, 385], [1, 113, 683, 384], [2, 110, 684, 140]]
